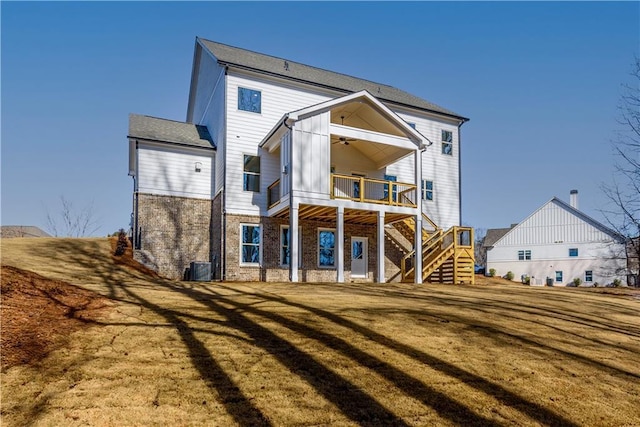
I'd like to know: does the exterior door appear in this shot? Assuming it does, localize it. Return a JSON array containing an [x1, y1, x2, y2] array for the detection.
[[351, 237, 368, 278]]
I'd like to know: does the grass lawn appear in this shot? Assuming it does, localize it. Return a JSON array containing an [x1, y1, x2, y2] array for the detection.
[[2, 237, 639, 426]]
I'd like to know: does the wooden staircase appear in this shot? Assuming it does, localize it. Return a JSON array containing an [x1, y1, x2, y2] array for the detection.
[[389, 214, 475, 285]]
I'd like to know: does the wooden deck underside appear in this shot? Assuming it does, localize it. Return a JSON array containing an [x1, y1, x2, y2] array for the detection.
[[272, 204, 413, 226]]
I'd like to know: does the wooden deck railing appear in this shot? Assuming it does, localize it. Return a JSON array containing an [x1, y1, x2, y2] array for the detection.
[[331, 174, 417, 207]]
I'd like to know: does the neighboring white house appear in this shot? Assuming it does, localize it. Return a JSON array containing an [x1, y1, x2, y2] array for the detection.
[[128, 38, 474, 283], [485, 190, 627, 286]]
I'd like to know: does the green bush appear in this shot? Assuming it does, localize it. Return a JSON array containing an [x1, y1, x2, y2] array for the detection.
[[505, 271, 514, 281], [613, 278, 622, 287], [488, 268, 496, 277], [522, 275, 530, 285]]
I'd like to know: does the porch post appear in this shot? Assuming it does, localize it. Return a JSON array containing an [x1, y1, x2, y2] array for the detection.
[[336, 206, 345, 283], [377, 210, 385, 283], [290, 202, 299, 282], [414, 150, 423, 284]]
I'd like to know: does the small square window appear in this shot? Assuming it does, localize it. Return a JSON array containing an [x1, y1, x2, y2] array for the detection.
[[585, 270, 593, 282], [518, 250, 531, 260], [555, 271, 563, 283], [422, 179, 433, 201], [569, 248, 578, 257], [238, 87, 261, 113], [441, 130, 453, 155]]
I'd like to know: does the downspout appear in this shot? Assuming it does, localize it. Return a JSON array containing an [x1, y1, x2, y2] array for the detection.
[[457, 120, 465, 226], [221, 66, 229, 281]]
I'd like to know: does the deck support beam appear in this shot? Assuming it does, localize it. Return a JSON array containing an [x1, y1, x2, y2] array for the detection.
[[337, 206, 345, 283], [414, 150, 423, 284], [377, 210, 385, 283], [290, 202, 299, 282]]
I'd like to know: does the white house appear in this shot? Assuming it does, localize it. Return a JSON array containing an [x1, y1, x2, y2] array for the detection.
[[128, 38, 474, 283], [485, 190, 627, 286]]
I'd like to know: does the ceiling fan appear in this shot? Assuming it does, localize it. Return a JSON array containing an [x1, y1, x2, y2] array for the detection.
[[332, 136, 356, 146]]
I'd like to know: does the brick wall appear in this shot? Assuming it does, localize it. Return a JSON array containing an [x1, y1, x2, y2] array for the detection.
[[224, 215, 402, 283], [134, 193, 212, 279]]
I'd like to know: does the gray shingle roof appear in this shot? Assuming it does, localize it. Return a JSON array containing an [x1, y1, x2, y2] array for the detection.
[[199, 38, 468, 121], [483, 227, 513, 248], [128, 114, 215, 150], [1, 226, 51, 238]]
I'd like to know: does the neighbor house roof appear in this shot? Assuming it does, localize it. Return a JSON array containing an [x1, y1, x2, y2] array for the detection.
[[198, 38, 468, 122], [483, 227, 514, 248], [128, 114, 215, 150], [1, 226, 51, 238]]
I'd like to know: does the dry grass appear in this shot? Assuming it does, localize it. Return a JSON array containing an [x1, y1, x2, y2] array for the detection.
[[1, 237, 639, 426]]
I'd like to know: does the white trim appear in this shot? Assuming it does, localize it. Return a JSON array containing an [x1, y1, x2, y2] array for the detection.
[[317, 227, 337, 269], [239, 223, 261, 267]]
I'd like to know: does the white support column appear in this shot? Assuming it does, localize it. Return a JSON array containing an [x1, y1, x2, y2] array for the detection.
[[377, 210, 385, 283], [336, 206, 345, 283], [290, 202, 299, 282], [414, 150, 423, 284]]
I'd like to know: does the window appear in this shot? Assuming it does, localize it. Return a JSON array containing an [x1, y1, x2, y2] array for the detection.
[[441, 130, 453, 155], [407, 122, 416, 129], [318, 229, 336, 267], [384, 175, 397, 202], [569, 248, 578, 257], [243, 155, 260, 192], [240, 224, 260, 265], [422, 180, 433, 201], [281, 226, 302, 267], [518, 250, 531, 260], [585, 270, 593, 282], [555, 271, 563, 283], [238, 87, 261, 113]]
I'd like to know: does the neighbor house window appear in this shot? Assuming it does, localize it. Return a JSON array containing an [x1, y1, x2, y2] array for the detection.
[[585, 270, 593, 282], [238, 87, 261, 113], [243, 155, 260, 192], [281, 226, 302, 267], [384, 175, 397, 202], [422, 179, 434, 201], [240, 224, 260, 265], [555, 271, 563, 283], [318, 229, 336, 267], [518, 250, 531, 260], [569, 248, 578, 257], [441, 130, 453, 155]]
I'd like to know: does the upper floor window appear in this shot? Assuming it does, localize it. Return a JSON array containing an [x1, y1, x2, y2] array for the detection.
[[240, 224, 260, 265], [238, 87, 261, 113], [569, 248, 578, 257], [518, 250, 531, 260], [243, 155, 260, 192], [384, 175, 397, 202], [318, 229, 336, 268], [407, 122, 416, 129], [441, 130, 453, 155], [422, 179, 433, 201]]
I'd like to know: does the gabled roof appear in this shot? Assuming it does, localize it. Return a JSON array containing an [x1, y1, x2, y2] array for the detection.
[[128, 114, 215, 150], [491, 196, 625, 248], [198, 38, 468, 122]]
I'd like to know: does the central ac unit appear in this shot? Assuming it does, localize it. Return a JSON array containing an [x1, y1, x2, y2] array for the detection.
[[189, 262, 212, 281]]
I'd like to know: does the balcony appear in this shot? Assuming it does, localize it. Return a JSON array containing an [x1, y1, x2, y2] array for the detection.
[[331, 174, 417, 207]]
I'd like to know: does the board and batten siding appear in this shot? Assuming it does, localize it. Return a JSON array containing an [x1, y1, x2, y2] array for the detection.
[[291, 113, 331, 200], [224, 71, 333, 215], [188, 49, 226, 195], [137, 143, 214, 199]]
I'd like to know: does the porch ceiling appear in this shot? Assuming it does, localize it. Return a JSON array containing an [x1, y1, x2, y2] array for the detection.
[[273, 205, 413, 226]]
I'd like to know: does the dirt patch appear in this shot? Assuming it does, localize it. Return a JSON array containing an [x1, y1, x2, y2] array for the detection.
[[1, 265, 112, 370], [109, 236, 161, 279]]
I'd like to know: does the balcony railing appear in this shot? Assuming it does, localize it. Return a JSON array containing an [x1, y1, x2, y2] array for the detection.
[[331, 174, 417, 207]]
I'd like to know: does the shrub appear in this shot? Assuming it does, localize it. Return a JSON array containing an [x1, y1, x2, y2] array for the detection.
[[573, 277, 582, 287], [613, 278, 622, 287], [521, 275, 530, 285], [488, 268, 496, 277], [505, 271, 514, 281], [114, 228, 128, 256]]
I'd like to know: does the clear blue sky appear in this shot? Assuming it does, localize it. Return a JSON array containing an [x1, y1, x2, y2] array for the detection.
[[2, 2, 638, 236]]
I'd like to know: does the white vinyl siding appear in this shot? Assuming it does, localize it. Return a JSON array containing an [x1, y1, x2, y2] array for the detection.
[[137, 143, 213, 199]]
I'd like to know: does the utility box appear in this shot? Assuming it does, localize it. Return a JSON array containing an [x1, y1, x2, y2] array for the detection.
[[189, 262, 212, 281]]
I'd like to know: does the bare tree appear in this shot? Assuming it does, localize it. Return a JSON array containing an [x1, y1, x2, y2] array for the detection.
[[474, 227, 487, 267], [601, 58, 640, 281], [45, 195, 100, 237]]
